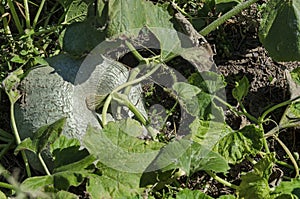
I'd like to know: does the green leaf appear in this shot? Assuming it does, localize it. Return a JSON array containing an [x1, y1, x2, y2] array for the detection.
[[188, 71, 226, 94], [190, 120, 232, 150], [232, 76, 250, 102], [291, 67, 300, 86], [259, 0, 300, 61], [289, 101, 300, 118], [63, 19, 106, 56], [151, 140, 229, 176], [106, 0, 173, 37], [0, 191, 6, 199], [176, 189, 213, 199], [21, 175, 53, 192], [14, 138, 36, 155], [218, 195, 236, 199], [213, 125, 263, 164], [180, 47, 216, 72], [65, 0, 89, 23], [33, 117, 67, 153], [238, 153, 275, 199], [50, 135, 92, 171], [87, 164, 144, 198], [54, 190, 78, 199], [2, 67, 23, 103], [173, 82, 202, 116], [106, 0, 181, 60], [272, 178, 300, 198], [53, 155, 96, 173], [83, 119, 164, 173], [53, 171, 87, 190], [15, 118, 67, 155]]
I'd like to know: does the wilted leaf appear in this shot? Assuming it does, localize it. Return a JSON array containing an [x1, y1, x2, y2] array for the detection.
[[259, 0, 300, 61], [232, 76, 249, 102], [213, 125, 263, 164]]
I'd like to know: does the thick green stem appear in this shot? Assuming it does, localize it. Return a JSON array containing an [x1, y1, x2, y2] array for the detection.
[[206, 170, 238, 189], [239, 101, 259, 124], [102, 64, 161, 126], [32, 0, 46, 29], [259, 123, 270, 153], [38, 153, 51, 176], [10, 101, 31, 177], [7, 0, 24, 34], [200, 0, 260, 36], [23, 0, 31, 29], [260, 96, 300, 123], [275, 136, 299, 177], [0, 181, 14, 190]]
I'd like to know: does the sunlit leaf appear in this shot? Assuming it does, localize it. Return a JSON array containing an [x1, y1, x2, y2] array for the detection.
[[213, 125, 263, 164], [232, 76, 249, 102], [237, 153, 275, 199], [272, 178, 300, 198], [176, 189, 213, 199], [259, 0, 300, 61]]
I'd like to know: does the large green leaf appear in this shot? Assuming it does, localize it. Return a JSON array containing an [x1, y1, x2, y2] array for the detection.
[[106, 0, 173, 37], [63, 20, 106, 56], [106, 0, 182, 60], [259, 0, 300, 61], [272, 178, 300, 198], [190, 120, 232, 150], [237, 153, 275, 199], [151, 140, 229, 176], [86, 163, 144, 198], [83, 118, 164, 173], [213, 125, 263, 164]]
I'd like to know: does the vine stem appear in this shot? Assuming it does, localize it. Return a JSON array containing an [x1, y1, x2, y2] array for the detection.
[[10, 101, 31, 177], [206, 170, 238, 189], [259, 96, 300, 123], [38, 153, 51, 176], [102, 64, 161, 126], [274, 136, 299, 177], [7, 0, 24, 34], [23, 0, 31, 29], [32, 0, 46, 29], [200, 0, 260, 36]]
